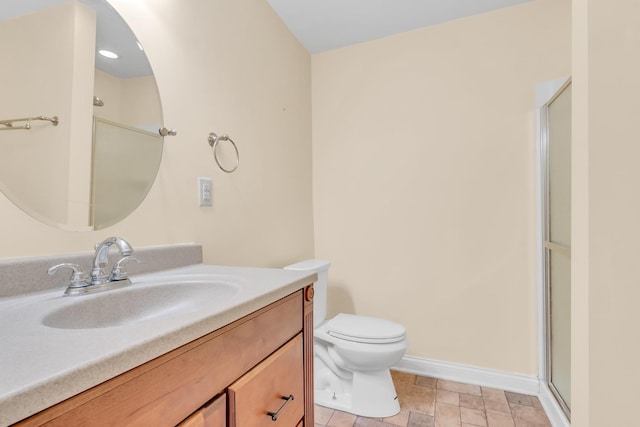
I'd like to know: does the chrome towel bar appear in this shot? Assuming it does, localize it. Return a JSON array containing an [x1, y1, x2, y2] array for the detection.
[[0, 115, 59, 131]]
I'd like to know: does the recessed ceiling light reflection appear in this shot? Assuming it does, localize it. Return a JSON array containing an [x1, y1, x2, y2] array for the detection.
[[98, 49, 118, 59]]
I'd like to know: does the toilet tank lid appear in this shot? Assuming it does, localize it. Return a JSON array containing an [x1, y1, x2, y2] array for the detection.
[[326, 313, 406, 343], [283, 259, 331, 272]]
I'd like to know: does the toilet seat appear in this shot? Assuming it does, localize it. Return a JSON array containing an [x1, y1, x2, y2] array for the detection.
[[324, 313, 406, 344]]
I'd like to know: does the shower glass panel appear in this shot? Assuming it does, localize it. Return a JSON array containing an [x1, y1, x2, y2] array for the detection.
[[549, 250, 571, 404], [91, 118, 163, 229], [543, 81, 571, 418], [548, 85, 571, 248]]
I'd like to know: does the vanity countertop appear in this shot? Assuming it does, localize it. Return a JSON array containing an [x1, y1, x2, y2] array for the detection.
[[0, 264, 316, 427]]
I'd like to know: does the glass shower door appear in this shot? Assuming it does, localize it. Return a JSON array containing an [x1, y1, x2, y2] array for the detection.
[[543, 82, 571, 418]]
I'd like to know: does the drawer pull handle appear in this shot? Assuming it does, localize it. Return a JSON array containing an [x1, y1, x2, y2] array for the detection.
[[267, 394, 294, 421]]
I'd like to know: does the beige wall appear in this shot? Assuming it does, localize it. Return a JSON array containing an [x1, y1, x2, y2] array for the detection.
[[312, 0, 571, 375], [572, 0, 640, 425], [0, 2, 94, 227], [94, 71, 162, 128], [66, 1, 97, 228], [0, 0, 314, 269], [120, 76, 163, 128], [93, 70, 124, 123]]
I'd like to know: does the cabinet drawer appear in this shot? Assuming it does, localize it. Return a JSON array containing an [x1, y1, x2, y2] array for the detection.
[[228, 334, 304, 427], [177, 394, 226, 427]]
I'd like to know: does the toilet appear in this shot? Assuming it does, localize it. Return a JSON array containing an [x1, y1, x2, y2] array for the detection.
[[284, 260, 408, 418]]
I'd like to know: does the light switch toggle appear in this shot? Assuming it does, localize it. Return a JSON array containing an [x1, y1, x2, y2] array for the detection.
[[198, 177, 212, 206]]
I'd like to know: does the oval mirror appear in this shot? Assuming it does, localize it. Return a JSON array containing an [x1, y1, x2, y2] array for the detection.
[[0, 0, 165, 231]]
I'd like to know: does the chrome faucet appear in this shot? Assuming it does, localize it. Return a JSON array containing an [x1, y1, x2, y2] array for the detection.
[[90, 237, 134, 285], [48, 237, 140, 296]]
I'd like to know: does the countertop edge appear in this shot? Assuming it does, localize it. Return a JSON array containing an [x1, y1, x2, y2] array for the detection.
[[1, 270, 315, 426]]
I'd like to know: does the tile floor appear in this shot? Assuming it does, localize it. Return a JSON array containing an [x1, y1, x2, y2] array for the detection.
[[314, 371, 551, 427]]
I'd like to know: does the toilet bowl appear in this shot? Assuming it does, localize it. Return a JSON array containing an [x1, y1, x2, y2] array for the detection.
[[284, 260, 408, 418]]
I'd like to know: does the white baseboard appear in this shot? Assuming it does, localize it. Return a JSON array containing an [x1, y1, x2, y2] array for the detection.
[[393, 355, 570, 427], [394, 355, 540, 395]]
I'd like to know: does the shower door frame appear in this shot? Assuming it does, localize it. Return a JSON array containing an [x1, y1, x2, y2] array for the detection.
[[535, 77, 572, 427], [541, 78, 572, 419]]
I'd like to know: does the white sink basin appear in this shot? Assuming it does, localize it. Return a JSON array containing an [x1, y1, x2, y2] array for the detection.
[[0, 263, 316, 427], [42, 279, 241, 329]]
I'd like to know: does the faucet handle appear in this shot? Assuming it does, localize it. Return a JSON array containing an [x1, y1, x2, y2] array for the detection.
[[48, 263, 89, 288], [110, 256, 141, 281]]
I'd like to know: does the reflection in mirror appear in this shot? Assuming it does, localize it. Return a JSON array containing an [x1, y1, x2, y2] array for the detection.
[[0, 0, 164, 231]]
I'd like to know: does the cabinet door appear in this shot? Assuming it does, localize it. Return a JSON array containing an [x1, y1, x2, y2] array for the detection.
[[177, 394, 226, 427], [14, 293, 303, 427], [228, 334, 304, 426]]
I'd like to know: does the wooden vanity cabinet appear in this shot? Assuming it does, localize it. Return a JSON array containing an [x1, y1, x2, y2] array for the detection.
[[228, 334, 304, 426], [177, 395, 226, 427], [14, 287, 314, 427]]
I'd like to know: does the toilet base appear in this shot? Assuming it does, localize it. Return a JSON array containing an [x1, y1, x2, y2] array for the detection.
[[315, 366, 401, 418]]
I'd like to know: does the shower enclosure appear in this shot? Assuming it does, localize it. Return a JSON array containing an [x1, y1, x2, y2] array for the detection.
[[540, 79, 572, 420]]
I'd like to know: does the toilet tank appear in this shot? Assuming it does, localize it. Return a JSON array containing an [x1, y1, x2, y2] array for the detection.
[[283, 259, 330, 326]]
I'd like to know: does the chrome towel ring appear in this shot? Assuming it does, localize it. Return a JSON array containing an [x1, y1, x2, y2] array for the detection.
[[208, 132, 239, 173]]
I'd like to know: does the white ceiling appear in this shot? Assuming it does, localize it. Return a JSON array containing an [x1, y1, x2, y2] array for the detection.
[[4, 0, 535, 76], [265, 0, 534, 54]]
